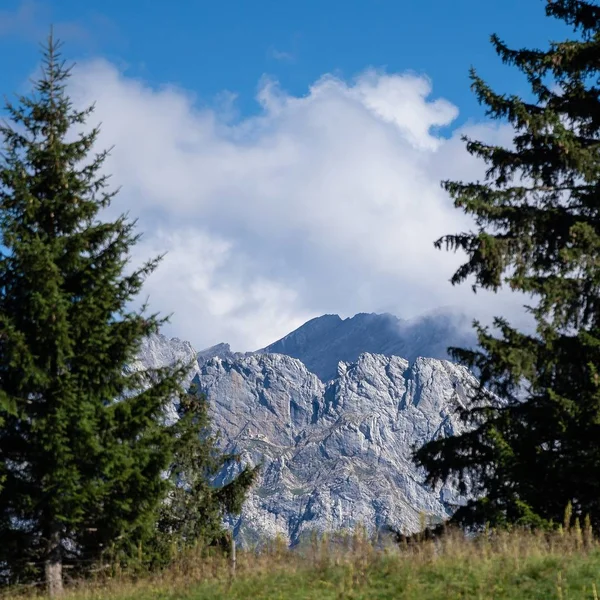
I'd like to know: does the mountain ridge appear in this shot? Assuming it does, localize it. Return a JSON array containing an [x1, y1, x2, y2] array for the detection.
[[134, 309, 481, 545], [187, 349, 474, 546], [255, 310, 476, 382]]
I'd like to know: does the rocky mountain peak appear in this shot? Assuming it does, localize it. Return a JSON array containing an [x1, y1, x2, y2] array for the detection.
[[134, 311, 480, 546], [257, 310, 475, 382]]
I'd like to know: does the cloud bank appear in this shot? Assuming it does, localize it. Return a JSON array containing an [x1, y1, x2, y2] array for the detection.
[[67, 61, 531, 351]]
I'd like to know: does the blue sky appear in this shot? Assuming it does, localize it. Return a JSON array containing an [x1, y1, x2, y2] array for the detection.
[[0, 0, 569, 125], [0, 1, 572, 350]]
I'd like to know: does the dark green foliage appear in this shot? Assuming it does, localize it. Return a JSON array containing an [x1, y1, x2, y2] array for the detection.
[[415, 0, 600, 529], [152, 387, 258, 563], [0, 34, 187, 588]]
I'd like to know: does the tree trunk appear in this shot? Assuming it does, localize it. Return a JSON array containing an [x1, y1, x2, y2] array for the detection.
[[45, 527, 63, 598]]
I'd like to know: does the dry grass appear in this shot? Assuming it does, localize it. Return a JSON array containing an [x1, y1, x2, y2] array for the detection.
[[4, 524, 600, 599]]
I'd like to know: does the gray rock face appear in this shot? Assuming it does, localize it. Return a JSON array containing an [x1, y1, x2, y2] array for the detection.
[[257, 310, 476, 382], [129, 334, 200, 424], [190, 351, 475, 546], [197, 342, 251, 366], [134, 327, 479, 546], [131, 333, 200, 387]]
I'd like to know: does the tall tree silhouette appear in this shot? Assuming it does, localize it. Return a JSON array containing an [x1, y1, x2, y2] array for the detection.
[[0, 33, 185, 595], [416, 0, 600, 529]]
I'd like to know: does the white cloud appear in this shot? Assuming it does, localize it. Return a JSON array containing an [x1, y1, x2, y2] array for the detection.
[[68, 60, 532, 351], [131, 229, 309, 349]]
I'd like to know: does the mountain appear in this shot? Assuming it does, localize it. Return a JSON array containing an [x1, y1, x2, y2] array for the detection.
[[192, 351, 475, 547], [256, 310, 476, 382], [134, 325, 481, 546]]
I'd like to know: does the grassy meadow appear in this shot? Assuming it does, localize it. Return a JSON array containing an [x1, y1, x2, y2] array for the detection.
[[4, 525, 600, 599]]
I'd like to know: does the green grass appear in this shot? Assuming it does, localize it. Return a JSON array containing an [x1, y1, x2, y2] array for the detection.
[[5, 527, 600, 599]]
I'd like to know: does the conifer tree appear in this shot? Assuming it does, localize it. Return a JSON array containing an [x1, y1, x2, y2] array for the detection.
[[0, 33, 187, 595], [154, 388, 258, 561], [415, 0, 600, 529]]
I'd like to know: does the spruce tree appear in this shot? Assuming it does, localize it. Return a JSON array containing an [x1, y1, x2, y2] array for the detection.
[[0, 34, 186, 594], [154, 387, 258, 562], [415, 0, 600, 529]]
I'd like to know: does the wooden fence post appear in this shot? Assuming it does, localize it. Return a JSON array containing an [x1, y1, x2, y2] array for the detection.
[[230, 536, 236, 577]]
